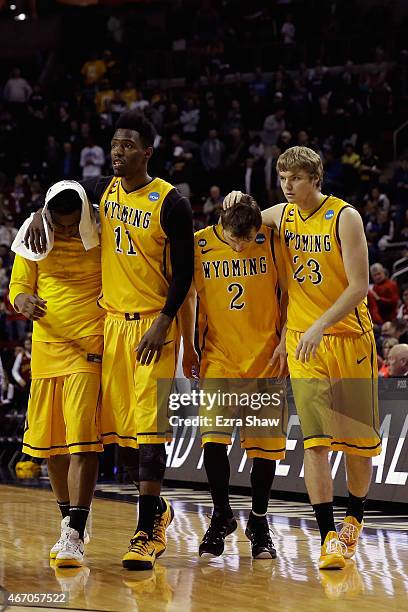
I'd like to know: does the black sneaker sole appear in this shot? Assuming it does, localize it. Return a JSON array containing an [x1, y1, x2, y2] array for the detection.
[[252, 548, 277, 560], [122, 559, 155, 571]]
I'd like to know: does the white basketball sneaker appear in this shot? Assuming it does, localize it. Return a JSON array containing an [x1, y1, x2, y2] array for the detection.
[[55, 527, 85, 568], [50, 516, 90, 559]]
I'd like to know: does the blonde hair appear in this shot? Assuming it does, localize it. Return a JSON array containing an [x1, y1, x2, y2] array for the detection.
[[277, 146, 323, 188]]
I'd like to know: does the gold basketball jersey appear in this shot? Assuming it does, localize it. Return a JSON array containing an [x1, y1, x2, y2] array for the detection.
[[279, 195, 372, 335], [98, 177, 175, 315], [195, 224, 280, 366]]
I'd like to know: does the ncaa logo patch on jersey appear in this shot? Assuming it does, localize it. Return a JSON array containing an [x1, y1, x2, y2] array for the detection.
[[255, 233, 266, 244], [325, 209, 335, 220], [198, 238, 207, 247], [148, 192, 160, 202]]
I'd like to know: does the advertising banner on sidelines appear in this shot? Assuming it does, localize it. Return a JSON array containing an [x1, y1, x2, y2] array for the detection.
[[164, 378, 408, 503]]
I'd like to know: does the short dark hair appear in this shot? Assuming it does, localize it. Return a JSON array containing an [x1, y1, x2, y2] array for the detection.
[[48, 189, 82, 215], [114, 111, 156, 148], [220, 194, 262, 238]]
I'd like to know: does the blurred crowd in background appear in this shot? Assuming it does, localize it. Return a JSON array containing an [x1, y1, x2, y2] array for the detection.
[[0, 1, 408, 431]]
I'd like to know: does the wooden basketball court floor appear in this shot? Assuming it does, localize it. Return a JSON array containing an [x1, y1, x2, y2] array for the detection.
[[0, 484, 407, 612]]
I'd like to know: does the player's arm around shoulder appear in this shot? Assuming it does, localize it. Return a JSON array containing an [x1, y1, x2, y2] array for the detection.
[[261, 203, 286, 231], [222, 190, 285, 230], [338, 206, 369, 302]]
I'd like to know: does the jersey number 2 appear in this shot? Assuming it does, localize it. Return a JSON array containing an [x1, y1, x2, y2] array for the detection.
[[114, 226, 137, 256], [228, 283, 245, 310]]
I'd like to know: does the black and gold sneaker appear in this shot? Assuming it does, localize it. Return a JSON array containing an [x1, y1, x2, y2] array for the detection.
[[245, 514, 277, 559], [199, 513, 237, 558], [122, 530, 156, 571], [152, 497, 174, 558]]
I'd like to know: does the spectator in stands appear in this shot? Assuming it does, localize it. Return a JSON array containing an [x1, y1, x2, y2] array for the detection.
[[397, 286, 408, 320], [370, 263, 400, 322], [241, 157, 266, 205], [201, 129, 224, 184], [359, 142, 381, 191], [261, 108, 286, 149], [248, 135, 265, 161], [44, 135, 62, 182], [6, 174, 29, 222], [363, 186, 390, 213], [388, 343, 408, 377], [12, 337, 31, 390], [365, 209, 394, 251], [95, 79, 114, 114], [203, 185, 222, 226], [0, 215, 18, 247], [25, 180, 43, 216], [3, 67, 32, 106], [367, 289, 383, 325], [81, 51, 106, 86], [341, 141, 360, 194], [378, 337, 399, 377], [11, 337, 31, 414], [79, 137, 105, 179], [107, 89, 128, 124], [121, 80, 140, 108], [60, 142, 79, 180], [180, 98, 200, 140]]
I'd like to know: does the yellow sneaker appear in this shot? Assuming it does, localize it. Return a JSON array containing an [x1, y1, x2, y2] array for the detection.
[[338, 516, 363, 558], [319, 531, 346, 570], [122, 531, 156, 571], [152, 497, 174, 558]]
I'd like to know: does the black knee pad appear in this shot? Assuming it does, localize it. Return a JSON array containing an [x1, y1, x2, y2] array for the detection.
[[119, 447, 140, 485], [139, 443, 166, 482]]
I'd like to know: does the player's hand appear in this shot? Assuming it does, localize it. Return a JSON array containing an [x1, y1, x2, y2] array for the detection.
[[136, 313, 172, 365], [295, 324, 324, 363], [14, 293, 47, 321], [182, 344, 200, 379], [24, 209, 50, 254], [222, 190, 244, 210], [270, 338, 288, 379]]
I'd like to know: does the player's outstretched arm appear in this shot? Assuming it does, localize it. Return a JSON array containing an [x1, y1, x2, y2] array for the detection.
[[179, 281, 199, 378], [295, 208, 369, 362], [222, 191, 285, 230]]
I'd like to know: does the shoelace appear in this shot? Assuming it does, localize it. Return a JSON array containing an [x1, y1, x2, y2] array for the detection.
[[326, 537, 347, 556], [338, 521, 359, 543], [61, 538, 83, 554], [248, 522, 275, 547], [152, 513, 165, 542], [203, 521, 228, 543], [129, 536, 149, 553]]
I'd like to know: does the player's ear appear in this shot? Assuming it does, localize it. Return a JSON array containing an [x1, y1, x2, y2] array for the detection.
[[145, 146, 153, 161]]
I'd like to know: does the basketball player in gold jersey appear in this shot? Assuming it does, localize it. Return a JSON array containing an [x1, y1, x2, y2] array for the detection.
[[24, 111, 194, 571], [180, 195, 287, 559], [10, 186, 104, 568], [224, 146, 381, 570]]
